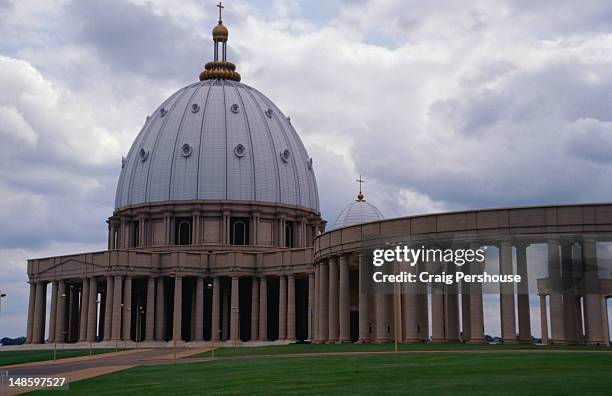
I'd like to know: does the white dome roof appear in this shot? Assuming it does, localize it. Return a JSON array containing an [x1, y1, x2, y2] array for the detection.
[[115, 79, 319, 212], [333, 199, 383, 229]]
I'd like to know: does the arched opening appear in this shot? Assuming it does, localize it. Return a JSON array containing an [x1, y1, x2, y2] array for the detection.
[[285, 222, 294, 248], [175, 218, 192, 245], [230, 218, 249, 245]]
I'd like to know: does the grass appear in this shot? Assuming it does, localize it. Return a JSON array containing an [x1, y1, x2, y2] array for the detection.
[[195, 342, 610, 358], [61, 350, 612, 395], [0, 348, 121, 367]]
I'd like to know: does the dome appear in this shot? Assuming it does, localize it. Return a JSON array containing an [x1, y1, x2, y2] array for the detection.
[[333, 200, 383, 229], [114, 79, 320, 212], [212, 22, 228, 41]]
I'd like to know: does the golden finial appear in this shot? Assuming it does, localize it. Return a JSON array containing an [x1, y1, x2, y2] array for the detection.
[[356, 175, 365, 202], [199, 1, 241, 82]]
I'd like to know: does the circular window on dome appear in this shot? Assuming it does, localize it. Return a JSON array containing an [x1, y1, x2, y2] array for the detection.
[[280, 149, 291, 162], [139, 148, 149, 162], [265, 108, 273, 118], [191, 103, 200, 113], [160, 107, 167, 117], [234, 144, 246, 157], [181, 143, 192, 157], [307, 157, 313, 170], [230, 104, 240, 113]]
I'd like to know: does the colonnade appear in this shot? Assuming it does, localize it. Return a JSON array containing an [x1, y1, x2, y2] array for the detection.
[[25, 274, 315, 345]]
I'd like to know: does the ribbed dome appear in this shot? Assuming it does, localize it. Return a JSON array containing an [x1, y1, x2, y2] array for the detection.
[[333, 200, 383, 229], [115, 79, 319, 212]]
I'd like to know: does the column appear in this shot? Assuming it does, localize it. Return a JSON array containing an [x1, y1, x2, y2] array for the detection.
[[251, 277, 259, 341], [445, 264, 460, 342], [26, 282, 36, 343], [221, 289, 229, 340], [583, 239, 606, 344], [194, 277, 204, 341], [56, 280, 66, 343], [461, 278, 471, 342], [173, 275, 182, 341], [104, 277, 114, 341], [516, 243, 531, 343], [431, 285, 445, 342], [328, 257, 339, 342], [111, 276, 123, 340], [123, 277, 132, 341], [402, 264, 419, 342], [499, 240, 517, 343], [230, 276, 240, 342], [469, 260, 484, 343], [308, 273, 314, 341], [539, 295, 549, 344], [358, 255, 370, 342], [561, 242, 578, 343], [318, 261, 329, 342], [339, 255, 350, 342], [279, 275, 287, 339], [314, 264, 320, 341], [211, 277, 221, 341], [375, 290, 387, 342], [32, 282, 47, 344], [87, 277, 98, 342], [79, 279, 89, 342], [287, 274, 296, 341], [548, 240, 565, 343], [146, 277, 156, 341], [48, 281, 58, 343], [258, 276, 267, 341], [155, 277, 165, 341]]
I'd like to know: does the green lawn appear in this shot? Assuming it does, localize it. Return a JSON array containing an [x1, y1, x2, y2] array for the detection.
[[195, 342, 610, 358], [61, 351, 612, 395], [0, 348, 120, 367]]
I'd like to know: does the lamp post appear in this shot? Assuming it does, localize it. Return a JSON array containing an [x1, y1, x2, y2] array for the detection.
[[54, 293, 67, 362]]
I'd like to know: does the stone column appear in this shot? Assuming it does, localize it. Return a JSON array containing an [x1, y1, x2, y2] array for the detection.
[[251, 277, 259, 341], [539, 294, 549, 344], [431, 284, 445, 342], [258, 276, 268, 341], [516, 243, 531, 343], [230, 276, 240, 342], [155, 277, 165, 341], [287, 274, 296, 341], [32, 282, 47, 343], [375, 289, 387, 342], [145, 277, 156, 341], [194, 277, 204, 342], [547, 240, 565, 343], [26, 282, 36, 343], [308, 273, 314, 341], [79, 279, 90, 342], [123, 277, 132, 341], [445, 264, 460, 342], [339, 255, 350, 342], [103, 277, 114, 341], [211, 277, 221, 341], [48, 281, 58, 343], [402, 264, 419, 342], [499, 240, 517, 343], [318, 261, 329, 342], [279, 275, 287, 339], [469, 260, 484, 343], [87, 277, 98, 342], [583, 239, 607, 344], [358, 255, 370, 342], [221, 289, 229, 340], [173, 275, 182, 341], [561, 242, 578, 343], [111, 276, 123, 340], [314, 264, 320, 341], [328, 257, 339, 342], [56, 280, 66, 343]]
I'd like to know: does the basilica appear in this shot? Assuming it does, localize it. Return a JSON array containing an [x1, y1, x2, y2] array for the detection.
[[25, 6, 611, 347]]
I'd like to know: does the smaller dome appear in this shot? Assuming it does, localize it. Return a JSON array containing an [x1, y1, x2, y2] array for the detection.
[[333, 200, 384, 229], [213, 22, 228, 41]]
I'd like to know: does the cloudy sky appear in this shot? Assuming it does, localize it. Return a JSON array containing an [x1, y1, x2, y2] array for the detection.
[[2, 0, 612, 338]]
